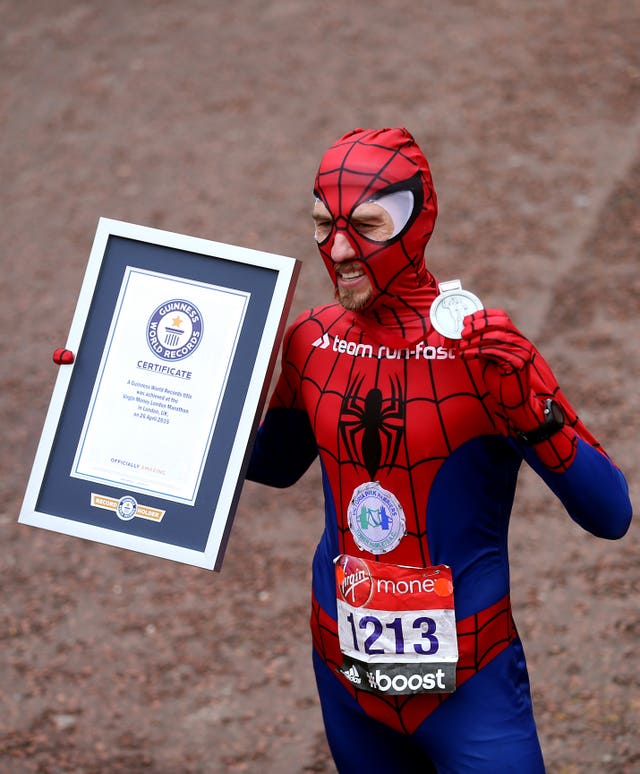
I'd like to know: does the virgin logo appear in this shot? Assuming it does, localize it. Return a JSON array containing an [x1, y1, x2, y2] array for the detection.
[[336, 555, 373, 607]]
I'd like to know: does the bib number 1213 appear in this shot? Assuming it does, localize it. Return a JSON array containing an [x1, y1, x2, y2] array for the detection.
[[344, 610, 439, 656]]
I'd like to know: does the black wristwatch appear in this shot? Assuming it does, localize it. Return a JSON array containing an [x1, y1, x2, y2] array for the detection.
[[516, 399, 565, 445]]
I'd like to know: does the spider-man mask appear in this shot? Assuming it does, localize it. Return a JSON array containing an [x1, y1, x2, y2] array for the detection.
[[313, 127, 438, 314]]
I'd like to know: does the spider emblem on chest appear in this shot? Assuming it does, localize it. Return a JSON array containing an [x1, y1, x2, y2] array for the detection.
[[339, 373, 405, 479]]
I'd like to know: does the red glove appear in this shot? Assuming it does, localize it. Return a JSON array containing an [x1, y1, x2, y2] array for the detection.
[[458, 309, 582, 471]]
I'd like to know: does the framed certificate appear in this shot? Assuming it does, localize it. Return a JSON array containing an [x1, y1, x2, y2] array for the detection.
[[19, 218, 299, 570]]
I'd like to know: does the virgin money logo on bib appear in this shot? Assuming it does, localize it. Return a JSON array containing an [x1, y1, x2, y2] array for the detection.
[[335, 555, 373, 607], [147, 299, 203, 361], [347, 482, 406, 555]]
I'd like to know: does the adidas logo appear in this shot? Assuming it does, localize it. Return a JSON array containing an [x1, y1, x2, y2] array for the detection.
[[341, 664, 362, 685]]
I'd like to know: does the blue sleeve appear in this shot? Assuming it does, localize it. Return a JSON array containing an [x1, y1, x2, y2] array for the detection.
[[246, 406, 318, 488], [520, 438, 632, 539]]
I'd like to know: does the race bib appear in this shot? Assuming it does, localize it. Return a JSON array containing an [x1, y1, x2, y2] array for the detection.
[[334, 554, 458, 695]]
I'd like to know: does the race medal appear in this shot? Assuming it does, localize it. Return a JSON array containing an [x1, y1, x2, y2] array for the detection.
[[335, 555, 458, 695], [347, 481, 406, 555], [429, 279, 484, 339]]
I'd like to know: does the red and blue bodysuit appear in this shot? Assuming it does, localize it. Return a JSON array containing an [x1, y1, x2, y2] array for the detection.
[[247, 128, 632, 772]]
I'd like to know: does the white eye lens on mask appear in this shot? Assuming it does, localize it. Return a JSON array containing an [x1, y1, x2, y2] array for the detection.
[[370, 189, 415, 238], [313, 197, 333, 242]]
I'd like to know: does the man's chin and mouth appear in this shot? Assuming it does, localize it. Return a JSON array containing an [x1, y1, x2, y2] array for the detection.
[[335, 267, 373, 311]]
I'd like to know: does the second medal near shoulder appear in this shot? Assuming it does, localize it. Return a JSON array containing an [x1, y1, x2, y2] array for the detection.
[[429, 279, 484, 339]]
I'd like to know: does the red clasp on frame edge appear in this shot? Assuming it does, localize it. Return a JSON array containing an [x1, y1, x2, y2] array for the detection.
[[52, 348, 75, 365]]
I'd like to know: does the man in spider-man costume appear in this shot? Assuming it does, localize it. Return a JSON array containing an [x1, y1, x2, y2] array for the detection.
[[247, 127, 632, 772]]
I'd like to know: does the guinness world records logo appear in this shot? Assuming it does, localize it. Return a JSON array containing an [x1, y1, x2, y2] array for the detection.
[[147, 299, 203, 361], [116, 496, 138, 521]]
